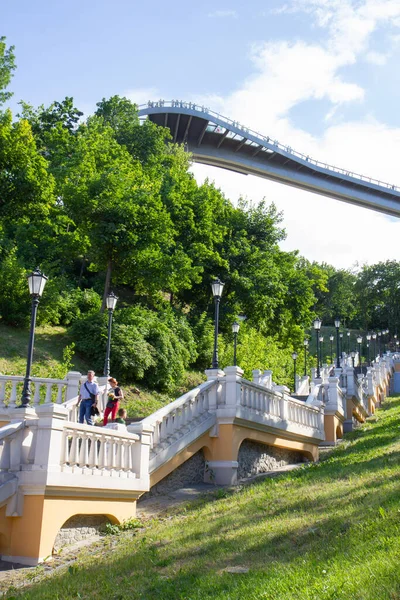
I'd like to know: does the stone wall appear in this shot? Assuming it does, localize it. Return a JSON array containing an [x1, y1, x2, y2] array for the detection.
[[143, 450, 205, 497], [53, 514, 111, 551], [237, 440, 304, 480]]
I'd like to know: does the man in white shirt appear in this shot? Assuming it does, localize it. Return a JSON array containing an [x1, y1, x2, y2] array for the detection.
[[78, 370, 99, 425]]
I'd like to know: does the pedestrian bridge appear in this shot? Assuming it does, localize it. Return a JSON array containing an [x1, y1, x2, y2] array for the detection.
[[0, 356, 393, 565], [138, 100, 400, 217]]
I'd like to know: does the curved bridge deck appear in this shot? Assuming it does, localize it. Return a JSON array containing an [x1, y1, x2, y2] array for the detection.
[[139, 101, 400, 217]]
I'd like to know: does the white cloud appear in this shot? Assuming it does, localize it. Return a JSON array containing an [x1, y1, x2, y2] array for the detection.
[[207, 10, 237, 18], [188, 0, 400, 268], [365, 50, 388, 65]]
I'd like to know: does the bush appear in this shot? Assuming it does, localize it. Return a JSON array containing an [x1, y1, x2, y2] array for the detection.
[[218, 322, 295, 388], [38, 279, 101, 326], [70, 305, 197, 390]]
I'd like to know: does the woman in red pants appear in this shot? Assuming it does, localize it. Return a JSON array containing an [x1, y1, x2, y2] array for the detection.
[[103, 378, 124, 425]]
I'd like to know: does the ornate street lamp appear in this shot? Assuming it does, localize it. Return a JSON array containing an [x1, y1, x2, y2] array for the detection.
[[396, 340, 399, 352], [378, 331, 382, 356], [21, 268, 48, 406], [319, 335, 324, 369], [350, 350, 356, 369], [372, 333, 377, 361], [313, 318, 322, 378], [103, 291, 118, 378], [232, 321, 240, 366], [329, 335, 334, 365], [292, 352, 298, 393], [366, 333, 371, 365], [303, 339, 309, 376], [347, 330, 351, 354], [334, 317, 341, 368], [211, 279, 224, 369], [357, 335, 362, 369], [339, 333, 343, 358]]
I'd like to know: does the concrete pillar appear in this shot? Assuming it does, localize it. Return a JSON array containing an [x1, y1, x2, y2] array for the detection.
[[65, 371, 82, 402], [205, 460, 238, 485], [224, 366, 243, 408]]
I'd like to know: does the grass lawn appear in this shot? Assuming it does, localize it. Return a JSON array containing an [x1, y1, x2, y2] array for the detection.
[[9, 395, 400, 600]]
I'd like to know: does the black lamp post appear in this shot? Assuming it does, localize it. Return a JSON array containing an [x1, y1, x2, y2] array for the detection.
[[314, 318, 322, 378], [347, 330, 351, 354], [378, 331, 382, 356], [357, 335, 362, 369], [232, 321, 240, 366], [103, 291, 118, 378], [394, 333, 398, 352], [211, 279, 224, 369], [303, 339, 309, 376], [329, 335, 334, 365], [366, 334, 371, 365], [292, 352, 298, 393], [21, 268, 48, 406], [372, 333, 377, 361], [334, 317, 341, 368], [319, 335, 324, 369], [350, 350, 356, 369], [396, 340, 399, 353], [339, 333, 343, 358], [383, 329, 388, 354]]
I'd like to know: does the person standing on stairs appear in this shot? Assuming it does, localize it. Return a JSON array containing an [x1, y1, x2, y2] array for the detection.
[[103, 377, 124, 425]]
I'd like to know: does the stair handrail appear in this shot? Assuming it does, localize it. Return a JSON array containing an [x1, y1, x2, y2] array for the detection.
[[134, 379, 219, 429]]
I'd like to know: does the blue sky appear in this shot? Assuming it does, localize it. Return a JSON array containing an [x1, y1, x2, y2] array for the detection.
[[3, 0, 400, 267]]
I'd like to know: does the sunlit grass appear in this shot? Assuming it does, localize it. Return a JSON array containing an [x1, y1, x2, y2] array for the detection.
[[8, 395, 400, 599]]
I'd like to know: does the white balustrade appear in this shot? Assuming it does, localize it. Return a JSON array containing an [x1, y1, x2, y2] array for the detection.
[[128, 380, 218, 458], [61, 423, 139, 477], [0, 375, 69, 409], [240, 380, 322, 436]]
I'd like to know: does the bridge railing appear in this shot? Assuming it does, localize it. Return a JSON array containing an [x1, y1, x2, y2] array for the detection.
[[139, 100, 399, 193], [128, 379, 219, 464], [0, 372, 110, 422]]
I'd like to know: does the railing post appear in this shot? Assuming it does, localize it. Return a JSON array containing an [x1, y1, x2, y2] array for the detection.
[[65, 371, 82, 402], [34, 404, 69, 471], [126, 422, 152, 485], [224, 366, 243, 408]]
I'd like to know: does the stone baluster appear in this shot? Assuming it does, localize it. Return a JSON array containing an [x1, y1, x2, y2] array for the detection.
[[45, 383, 52, 404], [69, 431, 79, 466], [98, 435, 106, 470], [115, 439, 123, 471], [56, 384, 64, 404], [32, 382, 41, 405], [9, 380, 18, 409], [123, 441, 133, 472], [107, 436, 116, 470], [279, 394, 288, 421], [0, 380, 6, 407], [78, 433, 89, 468], [88, 433, 98, 468]]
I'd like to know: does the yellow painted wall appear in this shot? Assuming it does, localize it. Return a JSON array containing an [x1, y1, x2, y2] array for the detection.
[[3, 494, 138, 563]]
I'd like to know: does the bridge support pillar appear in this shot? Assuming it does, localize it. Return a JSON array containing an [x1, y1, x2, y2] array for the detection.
[[205, 460, 238, 485]]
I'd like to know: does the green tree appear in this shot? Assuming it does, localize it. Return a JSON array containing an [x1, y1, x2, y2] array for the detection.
[[0, 36, 16, 106]]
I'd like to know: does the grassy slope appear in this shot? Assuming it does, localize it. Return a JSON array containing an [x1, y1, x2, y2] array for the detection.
[[0, 323, 205, 418], [11, 396, 400, 600]]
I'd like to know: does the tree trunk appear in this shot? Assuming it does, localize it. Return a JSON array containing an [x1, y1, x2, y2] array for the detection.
[[78, 256, 86, 288], [101, 259, 113, 312]]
